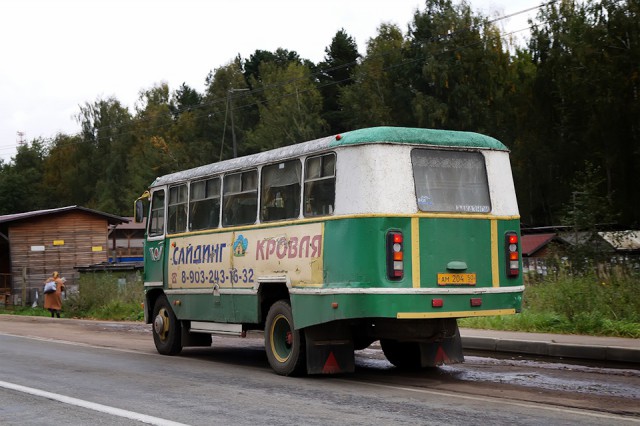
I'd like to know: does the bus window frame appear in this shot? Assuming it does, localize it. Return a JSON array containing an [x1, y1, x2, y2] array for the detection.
[[189, 176, 221, 231], [167, 183, 188, 234], [222, 169, 258, 227], [303, 152, 336, 217], [260, 159, 302, 223], [147, 187, 166, 241]]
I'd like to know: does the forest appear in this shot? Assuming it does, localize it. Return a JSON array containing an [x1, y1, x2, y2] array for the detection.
[[0, 0, 638, 229]]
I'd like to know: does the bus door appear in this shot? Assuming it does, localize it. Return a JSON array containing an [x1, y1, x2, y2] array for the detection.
[[145, 188, 167, 287]]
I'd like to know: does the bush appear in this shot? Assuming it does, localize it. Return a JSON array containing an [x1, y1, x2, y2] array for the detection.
[[64, 272, 144, 321], [460, 268, 640, 337]]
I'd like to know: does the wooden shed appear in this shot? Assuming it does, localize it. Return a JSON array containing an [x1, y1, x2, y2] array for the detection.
[[0, 206, 127, 306]]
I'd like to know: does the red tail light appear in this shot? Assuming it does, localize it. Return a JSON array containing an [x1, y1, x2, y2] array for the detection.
[[505, 232, 520, 277], [386, 231, 404, 280]]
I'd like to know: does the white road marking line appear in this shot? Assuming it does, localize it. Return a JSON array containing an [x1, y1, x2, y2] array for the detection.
[[0, 380, 189, 426], [344, 380, 640, 423]]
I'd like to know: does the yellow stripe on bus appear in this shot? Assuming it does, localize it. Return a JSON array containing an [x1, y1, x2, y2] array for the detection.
[[164, 213, 521, 237], [397, 309, 516, 319], [411, 217, 420, 289], [491, 219, 499, 287]]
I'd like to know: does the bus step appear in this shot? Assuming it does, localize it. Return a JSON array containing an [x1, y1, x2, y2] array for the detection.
[[190, 321, 243, 336]]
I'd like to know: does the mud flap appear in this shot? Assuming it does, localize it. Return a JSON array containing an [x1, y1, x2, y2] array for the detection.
[[419, 328, 464, 366], [181, 324, 212, 347], [304, 323, 355, 375]]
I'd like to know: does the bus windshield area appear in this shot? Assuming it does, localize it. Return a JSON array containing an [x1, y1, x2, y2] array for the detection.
[[411, 149, 491, 213]]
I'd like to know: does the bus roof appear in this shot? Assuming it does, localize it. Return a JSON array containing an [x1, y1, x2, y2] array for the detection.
[[151, 126, 507, 187], [334, 127, 507, 150]]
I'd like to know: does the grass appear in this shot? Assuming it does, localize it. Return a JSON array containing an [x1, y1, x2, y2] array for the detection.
[[0, 272, 145, 321], [64, 272, 145, 321], [460, 267, 640, 338]]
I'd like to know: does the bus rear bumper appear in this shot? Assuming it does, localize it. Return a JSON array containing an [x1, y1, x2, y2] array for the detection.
[[290, 286, 523, 330]]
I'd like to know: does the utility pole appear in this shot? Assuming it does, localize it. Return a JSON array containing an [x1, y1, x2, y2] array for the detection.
[[16, 131, 26, 146], [227, 88, 249, 158]]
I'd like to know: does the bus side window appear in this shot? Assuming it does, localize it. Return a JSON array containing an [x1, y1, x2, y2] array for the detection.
[[304, 153, 336, 217], [168, 184, 188, 234], [148, 189, 165, 237], [223, 170, 258, 227], [190, 177, 220, 231], [261, 160, 301, 222]]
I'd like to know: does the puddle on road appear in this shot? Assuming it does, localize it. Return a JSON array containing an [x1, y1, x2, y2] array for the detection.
[[354, 351, 640, 399], [443, 356, 640, 399]]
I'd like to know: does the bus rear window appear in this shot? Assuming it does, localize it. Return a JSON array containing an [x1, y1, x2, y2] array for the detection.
[[411, 149, 491, 213]]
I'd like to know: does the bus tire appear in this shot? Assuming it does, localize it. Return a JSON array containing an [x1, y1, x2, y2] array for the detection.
[[380, 339, 421, 370], [152, 295, 183, 356], [265, 300, 305, 376]]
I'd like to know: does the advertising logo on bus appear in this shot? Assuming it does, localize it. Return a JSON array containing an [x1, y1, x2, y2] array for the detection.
[[149, 246, 163, 262]]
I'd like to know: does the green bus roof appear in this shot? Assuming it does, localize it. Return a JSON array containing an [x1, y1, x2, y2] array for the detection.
[[332, 126, 508, 150]]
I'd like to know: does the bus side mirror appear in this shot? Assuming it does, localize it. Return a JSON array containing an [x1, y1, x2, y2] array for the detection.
[[134, 199, 145, 223]]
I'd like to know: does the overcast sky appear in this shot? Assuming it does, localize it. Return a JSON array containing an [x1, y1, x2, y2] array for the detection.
[[0, 0, 541, 162]]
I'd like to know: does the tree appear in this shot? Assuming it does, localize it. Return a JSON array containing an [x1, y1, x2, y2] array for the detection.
[[204, 58, 255, 160], [407, 0, 512, 133], [524, 0, 640, 226], [243, 48, 304, 89], [169, 83, 202, 119], [317, 29, 360, 133], [340, 23, 409, 128], [245, 61, 328, 151], [73, 96, 134, 214], [0, 139, 48, 214], [559, 162, 620, 271]]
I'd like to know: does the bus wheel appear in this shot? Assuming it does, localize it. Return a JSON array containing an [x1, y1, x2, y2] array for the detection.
[[380, 339, 421, 370], [265, 300, 305, 376], [152, 296, 183, 355]]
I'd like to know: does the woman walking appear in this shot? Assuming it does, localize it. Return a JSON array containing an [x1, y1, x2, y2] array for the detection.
[[44, 271, 65, 318]]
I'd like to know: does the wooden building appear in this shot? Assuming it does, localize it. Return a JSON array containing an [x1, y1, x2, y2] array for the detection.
[[108, 217, 145, 262], [0, 206, 127, 306]]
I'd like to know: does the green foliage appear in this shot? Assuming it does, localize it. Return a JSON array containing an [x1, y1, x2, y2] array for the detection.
[[460, 269, 640, 337], [245, 61, 328, 151], [317, 29, 360, 133], [0, 140, 48, 214], [557, 161, 620, 270], [64, 272, 144, 321], [340, 23, 408, 128]]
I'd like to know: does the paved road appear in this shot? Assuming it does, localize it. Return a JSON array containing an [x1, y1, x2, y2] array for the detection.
[[0, 315, 638, 425]]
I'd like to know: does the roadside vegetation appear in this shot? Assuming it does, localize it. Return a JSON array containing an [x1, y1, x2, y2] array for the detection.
[[3, 266, 638, 338], [460, 268, 640, 338], [0, 273, 144, 321]]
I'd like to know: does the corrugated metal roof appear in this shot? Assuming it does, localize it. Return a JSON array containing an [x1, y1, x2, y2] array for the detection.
[[521, 233, 557, 256], [109, 217, 145, 230], [0, 206, 128, 226], [599, 231, 640, 251]]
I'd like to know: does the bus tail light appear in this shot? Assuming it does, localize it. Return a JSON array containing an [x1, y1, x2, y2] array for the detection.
[[505, 232, 520, 277], [386, 231, 404, 280]]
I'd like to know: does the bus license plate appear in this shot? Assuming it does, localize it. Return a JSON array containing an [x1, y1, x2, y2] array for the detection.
[[437, 273, 476, 286]]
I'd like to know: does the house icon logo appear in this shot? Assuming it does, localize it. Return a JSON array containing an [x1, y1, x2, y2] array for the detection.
[[233, 235, 248, 257]]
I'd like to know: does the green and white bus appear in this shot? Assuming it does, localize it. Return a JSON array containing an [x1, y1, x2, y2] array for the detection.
[[134, 126, 523, 375]]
